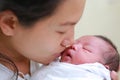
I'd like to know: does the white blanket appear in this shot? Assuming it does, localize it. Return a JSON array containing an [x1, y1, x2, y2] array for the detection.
[[31, 62, 111, 80]]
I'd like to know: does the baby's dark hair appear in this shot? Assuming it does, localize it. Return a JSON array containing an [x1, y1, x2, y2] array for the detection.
[[0, 0, 63, 26], [95, 35, 119, 72]]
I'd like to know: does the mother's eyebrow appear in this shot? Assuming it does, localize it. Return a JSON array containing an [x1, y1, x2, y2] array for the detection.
[[60, 21, 77, 26]]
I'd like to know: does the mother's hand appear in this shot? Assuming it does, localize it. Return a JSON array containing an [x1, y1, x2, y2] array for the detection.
[[111, 71, 118, 80]]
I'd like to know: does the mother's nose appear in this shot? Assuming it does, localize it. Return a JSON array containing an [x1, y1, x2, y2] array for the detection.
[[61, 27, 74, 48], [61, 39, 74, 48]]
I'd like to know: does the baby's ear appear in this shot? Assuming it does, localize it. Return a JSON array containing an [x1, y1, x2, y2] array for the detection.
[[0, 10, 17, 36], [105, 64, 110, 70]]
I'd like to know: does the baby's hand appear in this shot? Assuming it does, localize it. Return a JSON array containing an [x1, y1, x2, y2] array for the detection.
[[110, 71, 118, 80]]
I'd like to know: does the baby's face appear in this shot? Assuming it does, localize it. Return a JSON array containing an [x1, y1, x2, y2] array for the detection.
[[60, 35, 113, 64]]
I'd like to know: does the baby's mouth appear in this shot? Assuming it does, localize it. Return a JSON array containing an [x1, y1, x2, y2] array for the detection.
[[60, 50, 72, 63], [66, 52, 72, 58]]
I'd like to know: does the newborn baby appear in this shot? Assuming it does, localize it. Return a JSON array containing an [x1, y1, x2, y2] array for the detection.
[[31, 35, 119, 80]]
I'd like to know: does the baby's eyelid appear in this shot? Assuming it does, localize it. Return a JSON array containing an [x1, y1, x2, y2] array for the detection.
[[83, 47, 91, 53]]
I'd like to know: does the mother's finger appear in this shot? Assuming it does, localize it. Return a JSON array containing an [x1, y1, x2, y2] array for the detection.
[[110, 71, 118, 80]]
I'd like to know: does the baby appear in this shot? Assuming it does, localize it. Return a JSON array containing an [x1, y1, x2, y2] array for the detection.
[[31, 35, 119, 80]]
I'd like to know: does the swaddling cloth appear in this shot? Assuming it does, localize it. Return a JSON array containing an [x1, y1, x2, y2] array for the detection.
[[30, 62, 111, 80]]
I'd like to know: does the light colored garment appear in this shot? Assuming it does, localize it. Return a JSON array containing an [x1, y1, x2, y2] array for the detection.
[[0, 61, 40, 80], [31, 62, 111, 80]]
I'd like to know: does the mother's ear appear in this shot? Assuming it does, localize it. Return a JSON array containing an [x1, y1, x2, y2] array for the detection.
[[0, 10, 18, 36]]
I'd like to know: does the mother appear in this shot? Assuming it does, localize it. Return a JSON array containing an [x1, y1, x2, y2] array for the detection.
[[0, 0, 118, 80]]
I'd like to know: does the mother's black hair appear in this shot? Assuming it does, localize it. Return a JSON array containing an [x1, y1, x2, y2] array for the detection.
[[0, 0, 63, 80], [0, 0, 63, 26]]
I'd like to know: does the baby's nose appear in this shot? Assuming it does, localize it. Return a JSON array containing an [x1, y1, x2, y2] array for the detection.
[[71, 44, 77, 50], [71, 43, 82, 50]]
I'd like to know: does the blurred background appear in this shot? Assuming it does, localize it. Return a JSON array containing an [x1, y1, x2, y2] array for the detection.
[[75, 0, 120, 77]]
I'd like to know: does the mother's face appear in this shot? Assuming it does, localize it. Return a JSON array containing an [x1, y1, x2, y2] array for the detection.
[[4, 0, 86, 64]]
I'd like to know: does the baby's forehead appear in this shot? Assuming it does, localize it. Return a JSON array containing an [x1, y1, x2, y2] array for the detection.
[[75, 36, 108, 43], [75, 36, 111, 48], [75, 36, 95, 43]]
